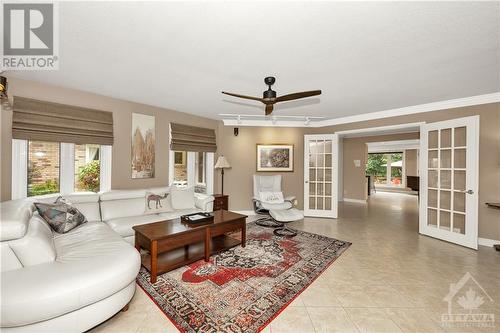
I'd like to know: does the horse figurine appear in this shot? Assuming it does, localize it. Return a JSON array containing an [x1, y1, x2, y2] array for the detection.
[[147, 193, 168, 209]]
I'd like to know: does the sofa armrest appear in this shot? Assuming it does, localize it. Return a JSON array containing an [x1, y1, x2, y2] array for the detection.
[[194, 193, 215, 212]]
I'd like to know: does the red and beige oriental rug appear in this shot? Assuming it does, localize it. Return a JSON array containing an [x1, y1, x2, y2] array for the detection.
[[137, 222, 350, 333]]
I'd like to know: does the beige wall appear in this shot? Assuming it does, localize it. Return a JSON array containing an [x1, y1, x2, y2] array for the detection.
[[1, 77, 498, 240], [216, 124, 305, 210], [218, 103, 499, 240], [405, 149, 418, 177], [0, 77, 219, 201]]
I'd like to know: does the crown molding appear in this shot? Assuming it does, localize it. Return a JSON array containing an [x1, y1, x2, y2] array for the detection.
[[221, 92, 500, 128]]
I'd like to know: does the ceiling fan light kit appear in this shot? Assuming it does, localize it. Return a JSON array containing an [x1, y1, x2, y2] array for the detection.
[[222, 76, 321, 115]]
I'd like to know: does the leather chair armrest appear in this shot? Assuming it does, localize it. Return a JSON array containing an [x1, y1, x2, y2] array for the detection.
[[194, 193, 215, 212]]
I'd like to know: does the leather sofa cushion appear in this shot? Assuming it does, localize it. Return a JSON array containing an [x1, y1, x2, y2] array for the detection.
[[0, 200, 33, 241], [105, 208, 201, 238], [100, 190, 147, 221], [1, 222, 140, 327], [63, 193, 101, 222], [158, 208, 199, 221], [1, 243, 23, 272], [104, 214, 167, 238], [170, 186, 196, 210], [8, 215, 56, 267]]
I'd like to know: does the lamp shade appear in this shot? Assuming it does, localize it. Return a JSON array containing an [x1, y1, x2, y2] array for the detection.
[[215, 155, 231, 169]]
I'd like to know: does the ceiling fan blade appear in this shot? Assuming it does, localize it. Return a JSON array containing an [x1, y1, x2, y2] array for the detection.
[[275, 90, 321, 103], [222, 91, 264, 102], [265, 104, 274, 115]]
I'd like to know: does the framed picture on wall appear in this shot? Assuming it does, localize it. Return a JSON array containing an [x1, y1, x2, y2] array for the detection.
[[131, 113, 155, 178], [256, 144, 294, 172]]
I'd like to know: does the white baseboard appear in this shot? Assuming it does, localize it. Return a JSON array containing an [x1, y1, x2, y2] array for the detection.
[[478, 237, 500, 248], [342, 198, 367, 204]]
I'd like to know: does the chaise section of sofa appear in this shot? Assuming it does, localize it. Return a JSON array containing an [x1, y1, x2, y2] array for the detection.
[[0, 186, 214, 332]]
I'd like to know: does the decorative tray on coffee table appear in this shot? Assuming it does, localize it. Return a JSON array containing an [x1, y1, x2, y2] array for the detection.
[[181, 212, 214, 224]]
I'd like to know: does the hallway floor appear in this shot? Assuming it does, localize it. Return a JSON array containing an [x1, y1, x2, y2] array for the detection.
[[91, 192, 499, 333]]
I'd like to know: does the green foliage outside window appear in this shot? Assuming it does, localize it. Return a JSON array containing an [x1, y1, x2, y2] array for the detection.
[[28, 180, 59, 196], [366, 154, 387, 176], [78, 160, 100, 192]]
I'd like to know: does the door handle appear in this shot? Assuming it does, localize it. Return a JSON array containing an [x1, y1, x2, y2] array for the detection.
[[305, 181, 309, 184], [462, 189, 474, 194]]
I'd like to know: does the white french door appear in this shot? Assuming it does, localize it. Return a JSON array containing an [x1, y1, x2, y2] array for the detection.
[[304, 134, 338, 218], [419, 116, 479, 249]]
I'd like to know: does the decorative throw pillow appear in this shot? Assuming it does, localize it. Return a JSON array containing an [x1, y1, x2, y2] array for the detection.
[[259, 191, 285, 204], [170, 186, 196, 210], [34, 201, 88, 234], [144, 191, 173, 214]]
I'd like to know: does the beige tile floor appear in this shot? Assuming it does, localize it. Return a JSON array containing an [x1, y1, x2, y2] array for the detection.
[[90, 192, 500, 333]]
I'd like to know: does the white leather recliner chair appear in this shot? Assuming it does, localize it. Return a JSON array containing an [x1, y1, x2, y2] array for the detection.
[[252, 175, 303, 236]]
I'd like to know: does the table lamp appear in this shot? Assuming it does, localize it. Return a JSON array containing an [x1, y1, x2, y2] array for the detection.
[[214, 155, 231, 195]]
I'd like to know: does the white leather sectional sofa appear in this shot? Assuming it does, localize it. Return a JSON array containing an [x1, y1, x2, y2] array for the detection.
[[0, 187, 214, 333]]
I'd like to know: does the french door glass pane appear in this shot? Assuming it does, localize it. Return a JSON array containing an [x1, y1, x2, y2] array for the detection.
[[440, 149, 451, 168], [428, 189, 438, 208], [440, 211, 451, 230], [441, 129, 452, 148], [428, 150, 438, 168], [429, 131, 438, 148], [307, 139, 333, 211], [309, 169, 316, 181], [428, 209, 437, 227], [309, 197, 316, 209], [453, 213, 466, 234], [309, 182, 316, 195], [454, 149, 466, 168], [427, 125, 469, 236], [325, 183, 332, 196], [309, 155, 316, 167], [440, 170, 451, 189], [454, 127, 466, 147], [440, 191, 451, 210], [428, 170, 438, 188], [453, 192, 465, 212]]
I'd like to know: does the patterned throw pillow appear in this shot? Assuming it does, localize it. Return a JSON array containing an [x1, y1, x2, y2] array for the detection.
[[144, 191, 172, 214], [34, 201, 88, 234]]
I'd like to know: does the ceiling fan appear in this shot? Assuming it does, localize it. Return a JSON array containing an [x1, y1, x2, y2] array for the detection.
[[222, 76, 321, 115]]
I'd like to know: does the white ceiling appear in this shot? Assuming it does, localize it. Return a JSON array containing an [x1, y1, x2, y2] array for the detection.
[[7, 1, 500, 121]]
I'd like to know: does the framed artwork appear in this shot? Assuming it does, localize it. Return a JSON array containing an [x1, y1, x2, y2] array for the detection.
[[131, 113, 155, 178], [256, 144, 294, 172]]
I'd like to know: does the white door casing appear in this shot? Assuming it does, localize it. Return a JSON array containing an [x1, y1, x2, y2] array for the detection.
[[419, 116, 479, 249], [304, 134, 338, 218]]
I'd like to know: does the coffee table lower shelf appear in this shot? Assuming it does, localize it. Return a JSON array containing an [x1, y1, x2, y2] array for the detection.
[[140, 235, 240, 278]]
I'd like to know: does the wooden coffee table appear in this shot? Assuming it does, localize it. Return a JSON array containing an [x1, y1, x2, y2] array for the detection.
[[133, 210, 247, 283]]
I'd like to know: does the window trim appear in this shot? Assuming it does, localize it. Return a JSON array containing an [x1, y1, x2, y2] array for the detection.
[[11, 140, 112, 199]]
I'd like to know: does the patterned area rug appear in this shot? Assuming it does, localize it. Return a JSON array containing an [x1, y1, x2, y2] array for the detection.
[[137, 222, 351, 333]]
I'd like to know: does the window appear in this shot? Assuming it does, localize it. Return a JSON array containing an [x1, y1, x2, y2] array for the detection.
[[195, 152, 206, 193], [27, 141, 60, 197], [366, 152, 405, 188], [74, 144, 100, 192], [12, 140, 112, 199], [173, 151, 187, 185], [169, 150, 214, 194]]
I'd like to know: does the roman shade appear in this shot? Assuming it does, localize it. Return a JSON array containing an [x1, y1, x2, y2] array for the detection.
[[12, 96, 114, 145], [170, 123, 217, 152]]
